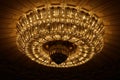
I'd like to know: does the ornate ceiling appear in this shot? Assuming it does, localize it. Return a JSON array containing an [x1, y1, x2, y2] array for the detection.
[[0, 0, 120, 79]]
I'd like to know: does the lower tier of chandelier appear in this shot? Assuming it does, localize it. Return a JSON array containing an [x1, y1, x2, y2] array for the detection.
[[16, 4, 104, 67]]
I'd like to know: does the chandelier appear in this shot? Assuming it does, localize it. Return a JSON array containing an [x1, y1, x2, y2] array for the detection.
[[16, 4, 104, 68]]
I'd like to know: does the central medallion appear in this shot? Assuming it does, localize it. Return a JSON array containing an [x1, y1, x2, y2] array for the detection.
[[43, 40, 77, 64]]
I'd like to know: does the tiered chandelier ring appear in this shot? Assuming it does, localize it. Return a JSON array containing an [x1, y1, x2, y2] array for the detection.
[[16, 4, 104, 67]]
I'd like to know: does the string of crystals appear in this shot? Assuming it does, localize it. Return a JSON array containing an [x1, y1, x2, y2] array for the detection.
[[16, 4, 104, 67]]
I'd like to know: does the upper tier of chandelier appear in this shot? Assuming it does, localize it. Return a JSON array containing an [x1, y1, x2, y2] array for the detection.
[[16, 4, 104, 67]]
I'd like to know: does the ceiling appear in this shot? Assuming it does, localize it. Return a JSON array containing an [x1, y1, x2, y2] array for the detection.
[[0, 0, 120, 80]]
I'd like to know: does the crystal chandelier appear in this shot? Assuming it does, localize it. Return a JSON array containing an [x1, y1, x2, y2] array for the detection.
[[16, 4, 104, 67]]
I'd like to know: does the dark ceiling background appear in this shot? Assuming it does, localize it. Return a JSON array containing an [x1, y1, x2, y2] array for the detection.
[[0, 0, 120, 80]]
